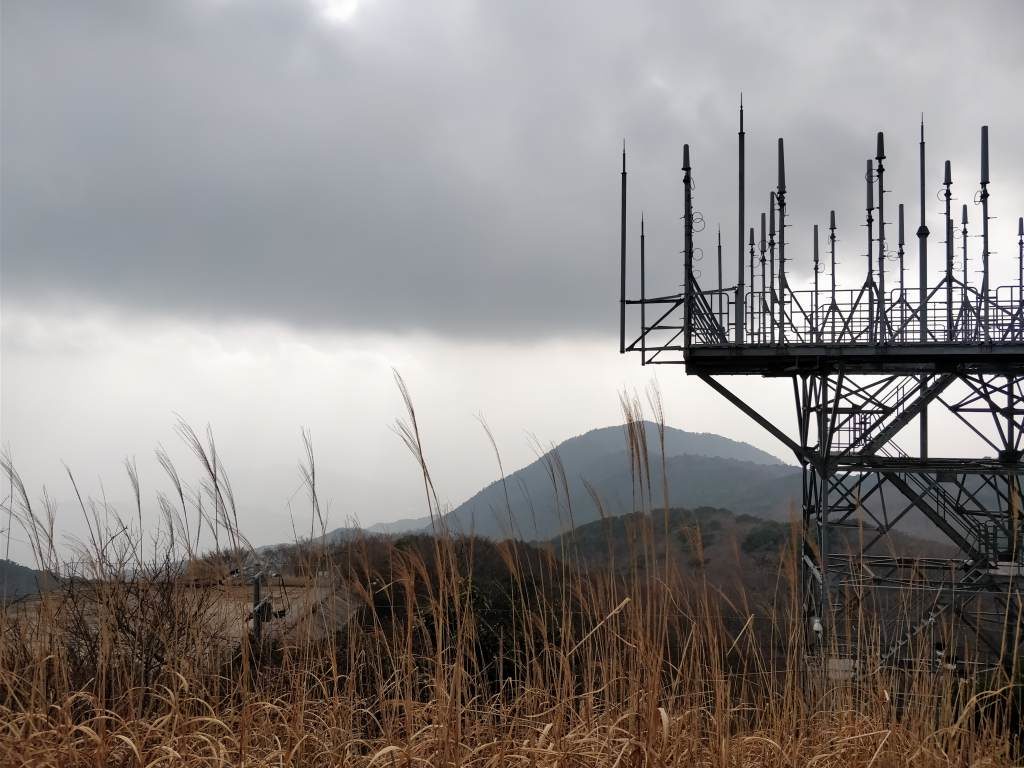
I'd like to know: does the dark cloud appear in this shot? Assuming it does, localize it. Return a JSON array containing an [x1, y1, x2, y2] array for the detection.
[[3, 0, 1022, 339]]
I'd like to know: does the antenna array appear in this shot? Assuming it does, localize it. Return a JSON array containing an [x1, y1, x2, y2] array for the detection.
[[619, 109, 1024, 676]]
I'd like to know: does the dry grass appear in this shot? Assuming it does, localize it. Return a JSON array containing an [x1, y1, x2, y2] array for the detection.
[[0, 382, 1019, 766]]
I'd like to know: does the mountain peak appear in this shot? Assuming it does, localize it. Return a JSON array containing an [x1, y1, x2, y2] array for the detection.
[[550, 422, 788, 468], [362, 423, 798, 542]]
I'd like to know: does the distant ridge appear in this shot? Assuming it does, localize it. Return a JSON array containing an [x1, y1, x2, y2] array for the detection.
[[0, 559, 48, 600], [326, 422, 800, 541]]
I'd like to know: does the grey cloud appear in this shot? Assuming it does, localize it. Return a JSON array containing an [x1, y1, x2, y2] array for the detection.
[[2, 0, 1023, 340]]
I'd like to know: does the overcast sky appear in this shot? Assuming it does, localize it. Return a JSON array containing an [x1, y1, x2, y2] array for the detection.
[[2, 0, 1023, 564]]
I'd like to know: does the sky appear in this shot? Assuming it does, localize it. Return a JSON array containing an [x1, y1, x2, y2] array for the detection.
[[2, 0, 1023, 564]]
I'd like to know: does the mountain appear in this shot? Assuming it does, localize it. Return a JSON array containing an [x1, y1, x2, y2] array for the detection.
[[322, 421, 971, 545], [0, 559, 48, 600], [547, 506, 957, 614], [437, 436, 799, 540], [353, 423, 802, 541], [366, 517, 433, 535]]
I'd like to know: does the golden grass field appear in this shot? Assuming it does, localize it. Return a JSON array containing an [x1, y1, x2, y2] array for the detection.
[[1, 397, 1020, 766], [3, 554, 1019, 767]]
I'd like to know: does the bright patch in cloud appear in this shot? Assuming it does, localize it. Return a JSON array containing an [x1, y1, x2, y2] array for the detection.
[[315, 0, 361, 25]]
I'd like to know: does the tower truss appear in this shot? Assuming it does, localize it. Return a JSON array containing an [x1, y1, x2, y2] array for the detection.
[[620, 107, 1024, 675]]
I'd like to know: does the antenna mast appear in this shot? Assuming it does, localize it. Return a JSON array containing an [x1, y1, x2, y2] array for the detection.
[[736, 98, 746, 343], [749, 226, 756, 339], [619, 143, 627, 353], [777, 139, 786, 345], [759, 212, 767, 342], [769, 192, 776, 344], [962, 205, 970, 316], [944, 161, 954, 340], [866, 158, 875, 344], [640, 214, 646, 362], [717, 226, 724, 328], [876, 133, 887, 342], [918, 119, 929, 342], [981, 126, 991, 339], [829, 210, 838, 340], [917, 118, 929, 458], [1018, 216, 1023, 304], [898, 203, 906, 338], [813, 224, 820, 341], [683, 144, 693, 349]]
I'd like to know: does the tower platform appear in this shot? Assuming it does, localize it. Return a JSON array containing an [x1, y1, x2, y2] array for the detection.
[[619, 111, 1024, 674]]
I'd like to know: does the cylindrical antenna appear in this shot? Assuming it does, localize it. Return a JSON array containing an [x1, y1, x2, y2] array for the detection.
[[981, 125, 990, 185], [980, 126, 990, 338], [1019, 216, 1023, 301], [829, 210, 837, 294], [717, 226, 723, 292], [620, 142, 627, 354], [1017, 215, 1023, 303], [866, 158, 874, 211], [899, 202, 906, 338], [866, 158, 875, 343], [640, 214, 646, 363], [717, 226, 724, 328], [829, 210, 838, 341], [813, 224, 820, 341], [778, 137, 786, 193], [683, 144, 693, 349], [876, 134, 887, 342], [769, 191, 776, 344], [898, 204, 905, 257], [961, 204, 970, 320], [918, 118, 929, 348], [918, 118, 929, 459], [748, 226, 756, 341], [944, 160, 953, 340], [759, 211, 767, 342], [948, 216, 956, 324], [736, 98, 745, 344], [777, 138, 786, 344]]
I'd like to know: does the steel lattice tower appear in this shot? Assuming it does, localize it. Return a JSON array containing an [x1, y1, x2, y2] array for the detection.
[[620, 106, 1024, 676]]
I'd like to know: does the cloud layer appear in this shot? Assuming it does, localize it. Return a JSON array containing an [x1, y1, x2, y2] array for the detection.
[[4, 0, 1022, 340]]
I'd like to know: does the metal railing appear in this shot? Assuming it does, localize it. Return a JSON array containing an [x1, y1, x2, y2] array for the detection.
[[684, 281, 1024, 348]]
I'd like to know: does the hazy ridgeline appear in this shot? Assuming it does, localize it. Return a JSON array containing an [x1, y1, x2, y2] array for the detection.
[[1, 382, 1019, 766]]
